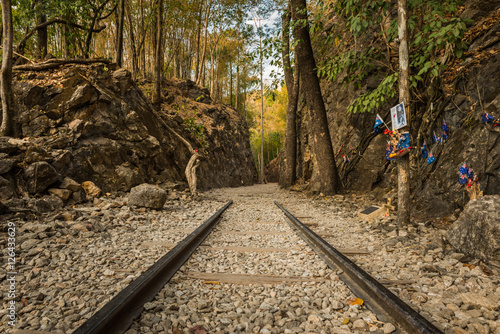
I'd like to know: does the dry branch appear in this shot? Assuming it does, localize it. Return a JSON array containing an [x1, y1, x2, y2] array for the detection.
[[13, 58, 111, 71]]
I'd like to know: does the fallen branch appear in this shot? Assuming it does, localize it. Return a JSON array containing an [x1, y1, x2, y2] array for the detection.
[[13, 58, 111, 71]]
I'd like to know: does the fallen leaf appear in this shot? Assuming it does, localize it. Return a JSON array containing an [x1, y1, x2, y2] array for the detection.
[[203, 281, 220, 285], [342, 318, 349, 325], [346, 297, 364, 306], [463, 263, 475, 269]]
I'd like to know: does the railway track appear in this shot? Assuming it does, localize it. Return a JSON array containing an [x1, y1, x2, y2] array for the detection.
[[73, 196, 443, 334]]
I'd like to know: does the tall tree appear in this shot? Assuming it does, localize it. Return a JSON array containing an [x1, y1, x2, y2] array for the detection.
[[35, 0, 47, 59], [280, 4, 299, 188], [290, 0, 342, 195], [116, 0, 125, 67], [0, 0, 13, 136], [153, 0, 163, 108], [398, 0, 411, 224], [196, 0, 211, 85]]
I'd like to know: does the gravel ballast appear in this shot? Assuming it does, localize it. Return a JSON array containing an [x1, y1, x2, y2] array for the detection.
[[1, 184, 499, 333]]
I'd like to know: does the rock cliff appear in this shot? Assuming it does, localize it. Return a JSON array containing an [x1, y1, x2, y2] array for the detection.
[[0, 64, 257, 207], [296, 0, 500, 219]]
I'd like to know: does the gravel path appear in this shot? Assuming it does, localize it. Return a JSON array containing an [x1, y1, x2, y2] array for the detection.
[[1, 183, 499, 334]]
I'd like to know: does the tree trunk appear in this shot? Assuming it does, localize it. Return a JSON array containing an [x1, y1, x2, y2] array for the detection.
[[235, 2, 241, 112], [196, 0, 211, 85], [186, 154, 201, 195], [230, 60, 233, 106], [0, 0, 13, 136], [280, 5, 298, 188], [153, 0, 163, 108], [116, 0, 125, 67], [397, 0, 411, 225], [36, 0, 47, 59], [290, 0, 342, 195], [259, 23, 265, 184]]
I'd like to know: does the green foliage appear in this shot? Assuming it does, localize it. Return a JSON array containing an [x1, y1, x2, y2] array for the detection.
[[348, 73, 398, 113], [183, 117, 207, 147], [315, 0, 470, 113]]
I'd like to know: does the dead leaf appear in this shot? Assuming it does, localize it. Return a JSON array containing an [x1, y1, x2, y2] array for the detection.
[[342, 318, 349, 325], [202, 281, 220, 285], [463, 263, 475, 270], [346, 297, 364, 306]]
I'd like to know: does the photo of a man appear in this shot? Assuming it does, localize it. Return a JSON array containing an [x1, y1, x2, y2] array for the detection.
[[391, 102, 407, 131]]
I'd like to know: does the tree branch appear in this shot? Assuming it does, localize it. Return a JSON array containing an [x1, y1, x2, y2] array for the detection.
[[13, 58, 111, 71], [17, 18, 106, 55]]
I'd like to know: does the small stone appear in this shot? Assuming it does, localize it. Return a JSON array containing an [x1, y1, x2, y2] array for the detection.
[[383, 323, 396, 333], [352, 319, 366, 329], [60, 177, 81, 192], [460, 292, 499, 309], [82, 181, 102, 198], [49, 188, 72, 201]]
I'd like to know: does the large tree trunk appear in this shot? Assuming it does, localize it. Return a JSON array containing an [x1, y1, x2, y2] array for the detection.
[[290, 0, 342, 195], [153, 0, 163, 108], [280, 5, 298, 188], [0, 0, 13, 136], [115, 0, 125, 67], [397, 0, 411, 225], [36, 0, 47, 59]]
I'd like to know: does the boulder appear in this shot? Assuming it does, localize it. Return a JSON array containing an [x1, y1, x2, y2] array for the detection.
[[23, 161, 60, 194], [128, 183, 167, 210], [82, 181, 102, 198], [0, 158, 16, 174], [446, 195, 500, 263]]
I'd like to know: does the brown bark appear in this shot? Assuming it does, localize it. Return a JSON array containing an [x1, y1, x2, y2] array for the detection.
[[280, 5, 298, 188], [397, 0, 411, 225], [153, 0, 163, 108], [36, 0, 47, 59], [0, 0, 13, 136], [116, 0, 125, 67], [186, 154, 201, 195], [196, 0, 211, 85], [13, 58, 111, 71], [17, 18, 106, 56], [290, 0, 342, 195]]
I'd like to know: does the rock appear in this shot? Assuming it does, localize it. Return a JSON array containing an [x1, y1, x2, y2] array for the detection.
[[446, 195, 500, 263], [352, 319, 366, 330], [66, 83, 98, 109], [60, 177, 81, 192], [383, 323, 396, 333], [460, 292, 499, 310], [0, 175, 15, 199], [71, 190, 87, 203], [82, 181, 102, 198], [128, 183, 167, 210], [48, 188, 72, 202], [0, 158, 16, 174], [112, 68, 132, 94], [23, 161, 60, 194]]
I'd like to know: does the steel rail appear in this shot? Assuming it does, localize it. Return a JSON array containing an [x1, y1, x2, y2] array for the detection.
[[274, 201, 443, 334], [73, 200, 233, 334]]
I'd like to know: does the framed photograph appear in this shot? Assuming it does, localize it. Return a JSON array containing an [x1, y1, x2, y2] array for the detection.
[[391, 102, 407, 131]]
